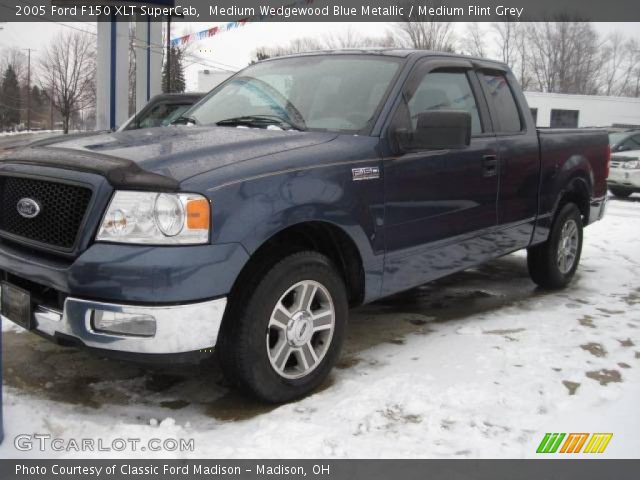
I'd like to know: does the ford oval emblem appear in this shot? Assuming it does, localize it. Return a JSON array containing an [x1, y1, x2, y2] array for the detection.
[[17, 198, 41, 219]]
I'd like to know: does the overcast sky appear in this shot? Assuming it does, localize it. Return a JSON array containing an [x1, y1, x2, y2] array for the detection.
[[2, 21, 639, 90]]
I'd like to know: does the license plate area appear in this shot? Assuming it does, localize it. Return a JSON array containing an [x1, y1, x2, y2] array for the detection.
[[1, 281, 33, 330]]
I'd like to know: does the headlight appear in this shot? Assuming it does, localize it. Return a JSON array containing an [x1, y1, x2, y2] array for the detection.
[[622, 160, 640, 169], [96, 191, 210, 245]]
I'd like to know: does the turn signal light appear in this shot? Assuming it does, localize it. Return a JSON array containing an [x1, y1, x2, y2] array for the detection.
[[186, 198, 210, 230]]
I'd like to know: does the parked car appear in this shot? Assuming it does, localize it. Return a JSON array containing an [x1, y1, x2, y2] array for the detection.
[[609, 130, 640, 153], [0, 50, 609, 402], [118, 92, 205, 131], [608, 149, 640, 197]]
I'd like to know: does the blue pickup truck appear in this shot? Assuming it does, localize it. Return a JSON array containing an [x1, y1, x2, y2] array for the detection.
[[0, 50, 609, 402]]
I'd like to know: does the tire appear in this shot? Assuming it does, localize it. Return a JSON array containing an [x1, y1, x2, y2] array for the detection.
[[527, 203, 583, 289], [217, 251, 348, 403], [609, 186, 633, 198]]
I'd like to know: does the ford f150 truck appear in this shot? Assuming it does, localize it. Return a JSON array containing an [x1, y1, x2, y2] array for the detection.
[[0, 50, 609, 402]]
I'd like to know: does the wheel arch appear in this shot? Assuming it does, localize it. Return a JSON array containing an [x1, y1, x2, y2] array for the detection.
[[231, 220, 366, 308], [553, 174, 592, 225]]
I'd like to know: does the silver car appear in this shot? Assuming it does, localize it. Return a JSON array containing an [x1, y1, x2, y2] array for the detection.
[[609, 149, 640, 198]]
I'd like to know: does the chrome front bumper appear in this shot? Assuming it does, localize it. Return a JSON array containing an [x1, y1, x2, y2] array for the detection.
[[3, 296, 227, 354]]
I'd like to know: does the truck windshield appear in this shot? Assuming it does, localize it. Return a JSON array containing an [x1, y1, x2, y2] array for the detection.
[[186, 55, 402, 134]]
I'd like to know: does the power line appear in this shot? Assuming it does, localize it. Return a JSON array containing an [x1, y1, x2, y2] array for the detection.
[[0, 1, 241, 72]]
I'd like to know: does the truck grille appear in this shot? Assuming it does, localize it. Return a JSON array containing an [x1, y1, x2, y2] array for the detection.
[[611, 156, 634, 168], [0, 176, 92, 250]]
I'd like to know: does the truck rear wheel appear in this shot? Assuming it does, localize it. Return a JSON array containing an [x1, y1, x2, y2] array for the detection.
[[527, 203, 583, 289], [217, 251, 348, 403], [609, 186, 633, 198]]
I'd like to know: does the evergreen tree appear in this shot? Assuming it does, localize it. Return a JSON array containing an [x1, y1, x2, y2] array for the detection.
[[162, 46, 186, 93], [32, 85, 43, 109], [0, 64, 21, 129], [30, 85, 47, 128]]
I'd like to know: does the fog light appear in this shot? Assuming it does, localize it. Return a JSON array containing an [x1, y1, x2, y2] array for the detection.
[[92, 310, 156, 337]]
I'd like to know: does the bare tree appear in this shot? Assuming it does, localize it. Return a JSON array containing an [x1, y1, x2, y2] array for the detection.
[[492, 18, 519, 65], [251, 30, 401, 63], [514, 25, 533, 90], [323, 27, 401, 50], [623, 39, 640, 97], [323, 27, 365, 49], [39, 31, 95, 133], [492, 20, 533, 90], [460, 23, 487, 57], [600, 33, 638, 96], [394, 21, 456, 52], [393, 2, 456, 52], [526, 20, 603, 94]]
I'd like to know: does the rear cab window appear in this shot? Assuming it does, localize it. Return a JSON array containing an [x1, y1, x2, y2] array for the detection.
[[479, 72, 523, 133]]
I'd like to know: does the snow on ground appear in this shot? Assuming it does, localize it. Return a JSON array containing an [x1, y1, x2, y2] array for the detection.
[[1, 196, 639, 459], [0, 130, 61, 137]]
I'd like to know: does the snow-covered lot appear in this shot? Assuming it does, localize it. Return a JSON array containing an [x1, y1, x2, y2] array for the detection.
[[1, 197, 639, 459]]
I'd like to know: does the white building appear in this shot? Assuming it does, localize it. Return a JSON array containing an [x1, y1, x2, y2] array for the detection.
[[524, 91, 640, 129], [197, 69, 233, 93]]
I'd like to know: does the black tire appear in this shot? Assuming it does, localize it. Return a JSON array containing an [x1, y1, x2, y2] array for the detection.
[[527, 203, 583, 289], [609, 186, 633, 198], [217, 251, 348, 403]]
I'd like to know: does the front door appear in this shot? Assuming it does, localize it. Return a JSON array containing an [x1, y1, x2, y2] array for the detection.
[[382, 59, 499, 295]]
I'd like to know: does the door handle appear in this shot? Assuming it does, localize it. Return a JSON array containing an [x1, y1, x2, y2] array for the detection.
[[482, 154, 498, 177]]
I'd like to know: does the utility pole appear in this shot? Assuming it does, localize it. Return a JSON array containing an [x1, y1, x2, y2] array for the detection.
[[49, 90, 54, 130], [23, 48, 35, 131]]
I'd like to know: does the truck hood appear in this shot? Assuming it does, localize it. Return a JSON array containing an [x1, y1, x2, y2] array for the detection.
[[2, 126, 337, 187]]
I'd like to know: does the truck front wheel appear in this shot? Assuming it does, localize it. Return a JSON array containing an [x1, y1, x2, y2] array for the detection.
[[527, 203, 583, 289], [217, 251, 348, 403]]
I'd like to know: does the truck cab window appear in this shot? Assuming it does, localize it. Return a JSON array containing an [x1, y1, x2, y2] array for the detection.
[[480, 73, 522, 133], [404, 71, 482, 135]]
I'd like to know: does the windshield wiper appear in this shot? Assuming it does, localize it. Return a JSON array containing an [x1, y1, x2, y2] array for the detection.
[[215, 115, 305, 131]]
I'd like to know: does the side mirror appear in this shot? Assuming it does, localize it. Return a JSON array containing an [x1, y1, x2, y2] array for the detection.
[[397, 110, 471, 151], [617, 145, 631, 152]]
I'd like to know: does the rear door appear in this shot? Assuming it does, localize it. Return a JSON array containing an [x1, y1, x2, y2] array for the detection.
[[381, 58, 500, 295], [476, 69, 540, 252]]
